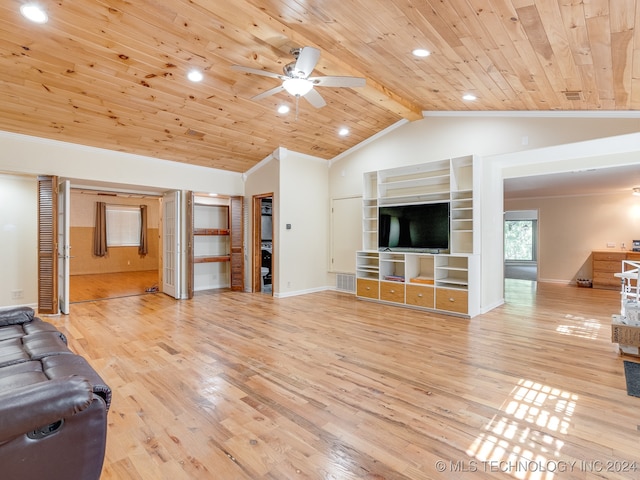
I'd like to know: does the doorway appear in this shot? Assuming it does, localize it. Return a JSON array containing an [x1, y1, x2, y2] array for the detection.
[[504, 210, 538, 281], [253, 194, 273, 294], [68, 188, 162, 303]]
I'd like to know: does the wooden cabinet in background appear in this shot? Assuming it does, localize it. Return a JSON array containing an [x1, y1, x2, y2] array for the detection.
[[592, 251, 640, 289]]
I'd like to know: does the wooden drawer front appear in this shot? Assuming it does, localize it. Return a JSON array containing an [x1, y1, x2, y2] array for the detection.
[[357, 279, 379, 299], [406, 284, 434, 308], [436, 288, 468, 314], [593, 252, 626, 262], [380, 282, 405, 303], [593, 260, 622, 273], [593, 270, 619, 282], [593, 271, 620, 287], [627, 252, 640, 262]]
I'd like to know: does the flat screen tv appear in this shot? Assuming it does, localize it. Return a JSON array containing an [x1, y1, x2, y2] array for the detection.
[[378, 202, 450, 252]]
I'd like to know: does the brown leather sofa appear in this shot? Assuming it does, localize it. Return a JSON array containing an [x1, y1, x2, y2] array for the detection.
[[0, 307, 111, 480]]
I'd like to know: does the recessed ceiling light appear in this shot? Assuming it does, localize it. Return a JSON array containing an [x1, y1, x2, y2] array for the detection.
[[338, 128, 349, 136], [277, 105, 290, 114], [187, 69, 203, 82], [412, 49, 431, 57], [462, 94, 477, 101], [20, 3, 48, 23]]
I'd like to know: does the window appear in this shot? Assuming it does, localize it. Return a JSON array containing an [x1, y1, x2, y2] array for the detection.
[[504, 219, 537, 261], [106, 205, 141, 247]]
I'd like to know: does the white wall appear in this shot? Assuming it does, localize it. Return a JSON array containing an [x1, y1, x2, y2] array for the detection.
[[0, 175, 37, 307], [0, 130, 243, 194], [506, 192, 640, 283], [4, 115, 640, 310], [0, 131, 244, 309], [277, 150, 330, 296], [329, 115, 640, 198], [244, 153, 280, 293], [244, 148, 330, 297], [329, 115, 640, 313]]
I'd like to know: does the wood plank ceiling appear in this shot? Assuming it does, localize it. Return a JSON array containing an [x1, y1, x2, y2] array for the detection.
[[1, 0, 638, 173]]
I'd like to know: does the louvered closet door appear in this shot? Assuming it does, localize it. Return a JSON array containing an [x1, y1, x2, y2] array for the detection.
[[37, 176, 58, 315], [229, 196, 244, 291]]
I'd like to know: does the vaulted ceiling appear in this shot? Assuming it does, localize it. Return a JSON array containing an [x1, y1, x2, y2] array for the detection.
[[1, 1, 638, 173]]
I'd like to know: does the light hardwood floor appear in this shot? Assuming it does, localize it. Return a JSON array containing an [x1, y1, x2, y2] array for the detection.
[[46, 280, 640, 479], [69, 271, 159, 303]]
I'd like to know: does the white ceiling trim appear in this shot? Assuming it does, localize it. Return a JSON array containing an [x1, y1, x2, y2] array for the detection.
[[422, 110, 640, 118]]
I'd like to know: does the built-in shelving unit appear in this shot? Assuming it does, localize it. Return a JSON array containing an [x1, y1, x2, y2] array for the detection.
[[193, 196, 230, 291], [356, 155, 481, 318]]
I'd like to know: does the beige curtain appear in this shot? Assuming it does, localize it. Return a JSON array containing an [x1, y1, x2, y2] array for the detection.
[[139, 205, 148, 256], [93, 202, 107, 257]]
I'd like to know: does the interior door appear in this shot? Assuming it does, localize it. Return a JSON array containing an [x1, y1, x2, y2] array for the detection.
[[162, 191, 181, 299], [57, 179, 70, 314], [330, 196, 361, 273], [185, 191, 194, 299]]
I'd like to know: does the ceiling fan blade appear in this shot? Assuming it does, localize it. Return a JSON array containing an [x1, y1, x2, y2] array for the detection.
[[231, 65, 283, 80], [293, 47, 320, 78], [251, 85, 285, 101], [303, 88, 326, 108], [310, 76, 366, 88]]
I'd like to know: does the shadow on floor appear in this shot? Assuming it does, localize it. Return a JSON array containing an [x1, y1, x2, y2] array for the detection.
[[504, 263, 537, 281]]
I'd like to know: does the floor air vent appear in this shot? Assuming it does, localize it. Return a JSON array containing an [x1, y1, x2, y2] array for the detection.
[[336, 273, 356, 292]]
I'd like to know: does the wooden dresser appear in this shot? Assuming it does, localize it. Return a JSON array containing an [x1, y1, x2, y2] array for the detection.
[[592, 250, 640, 289]]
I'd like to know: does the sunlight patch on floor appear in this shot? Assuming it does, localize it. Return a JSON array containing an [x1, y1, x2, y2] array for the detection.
[[556, 314, 601, 339], [467, 379, 578, 479]]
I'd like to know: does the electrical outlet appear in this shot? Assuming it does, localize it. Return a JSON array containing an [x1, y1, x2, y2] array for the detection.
[[607, 242, 616, 248], [11, 290, 23, 299]]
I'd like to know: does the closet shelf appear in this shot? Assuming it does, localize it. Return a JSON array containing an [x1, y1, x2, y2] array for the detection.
[[194, 228, 229, 236], [194, 255, 230, 263]]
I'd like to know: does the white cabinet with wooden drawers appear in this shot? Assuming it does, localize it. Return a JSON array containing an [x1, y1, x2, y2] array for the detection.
[[356, 250, 479, 318]]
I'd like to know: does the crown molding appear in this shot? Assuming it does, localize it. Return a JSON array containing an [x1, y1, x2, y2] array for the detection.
[[422, 110, 640, 118]]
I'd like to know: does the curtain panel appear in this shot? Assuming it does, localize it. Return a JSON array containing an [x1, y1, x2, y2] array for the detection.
[[139, 205, 148, 256], [93, 201, 107, 257]]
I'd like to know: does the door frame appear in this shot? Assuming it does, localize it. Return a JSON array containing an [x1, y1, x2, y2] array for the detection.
[[252, 193, 273, 294], [57, 179, 70, 314]]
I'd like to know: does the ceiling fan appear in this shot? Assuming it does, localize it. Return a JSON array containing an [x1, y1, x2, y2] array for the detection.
[[231, 47, 366, 109]]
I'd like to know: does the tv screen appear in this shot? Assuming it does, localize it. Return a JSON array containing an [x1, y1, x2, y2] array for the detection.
[[378, 203, 450, 252]]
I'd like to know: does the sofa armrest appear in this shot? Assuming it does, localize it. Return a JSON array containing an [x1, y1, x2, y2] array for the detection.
[[0, 307, 35, 327], [0, 376, 94, 444]]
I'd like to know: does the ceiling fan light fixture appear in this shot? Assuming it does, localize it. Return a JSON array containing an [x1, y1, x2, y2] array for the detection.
[[20, 3, 48, 23], [283, 78, 313, 97]]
